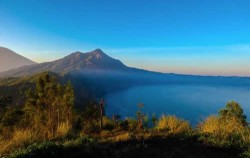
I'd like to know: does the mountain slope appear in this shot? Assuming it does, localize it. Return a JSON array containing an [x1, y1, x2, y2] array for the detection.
[[0, 49, 131, 77], [0, 47, 36, 72]]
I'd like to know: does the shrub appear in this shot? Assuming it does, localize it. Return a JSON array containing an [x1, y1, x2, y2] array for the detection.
[[119, 120, 129, 130], [127, 118, 138, 131], [63, 136, 96, 148], [198, 115, 248, 147], [199, 102, 250, 148], [10, 141, 62, 158], [155, 115, 191, 135], [102, 116, 115, 131]]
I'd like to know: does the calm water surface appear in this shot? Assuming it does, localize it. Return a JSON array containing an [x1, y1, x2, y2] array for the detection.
[[105, 84, 250, 125]]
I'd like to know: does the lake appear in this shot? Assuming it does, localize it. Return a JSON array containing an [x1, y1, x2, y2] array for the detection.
[[105, 84, 250, 125]]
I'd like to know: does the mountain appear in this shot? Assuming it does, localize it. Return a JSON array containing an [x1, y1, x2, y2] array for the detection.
[[0, 49, 134, 77], [1, 48, 250, 108], [0, 48, 164, 107], [0, 46, 36, 72]]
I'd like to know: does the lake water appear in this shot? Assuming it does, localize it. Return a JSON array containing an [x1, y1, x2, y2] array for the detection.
[[105, 84, 250, 125]]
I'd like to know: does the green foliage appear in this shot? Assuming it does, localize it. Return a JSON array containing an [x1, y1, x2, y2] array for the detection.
[[241, 148, 250, 158], [22, 73, 75, 139], [0, 106, 23, 127], [143, 114, 150, 128], [219, 101, 247, 126], [127, 118, 138, 131], [119, 119, 129, 130], [10, 137, 97, 158], [10, 141, 62, 158], [63, 136, 96, 148], [102, 116, 115, 131], [151, 113, 158, 127], [81, 103, 100, 134]]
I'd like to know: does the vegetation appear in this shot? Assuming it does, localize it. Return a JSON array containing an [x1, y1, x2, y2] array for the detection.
[[156, 115, 191, 135], [198, 101, 250, 148], [1, 72, 250, 157]]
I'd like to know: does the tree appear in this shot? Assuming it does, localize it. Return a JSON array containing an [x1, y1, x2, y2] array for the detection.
[[0, 106, 23, 127], [23, 73, 75, 138], [0, 95, 17, 128], [219, 101, 247, 126], [151, 113, 158, 127], [136, 103, 144, 130], [112, 114, 121, 128], [99, 98, 105, 131], [81, 103, 100, 134]]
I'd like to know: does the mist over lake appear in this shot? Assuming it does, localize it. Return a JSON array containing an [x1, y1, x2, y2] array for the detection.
[[105, 84, 250, 125]]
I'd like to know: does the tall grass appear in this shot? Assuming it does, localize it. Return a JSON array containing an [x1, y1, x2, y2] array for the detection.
[[0, 128, 37, 154], [156, 115, 191, 135], [56, 122, 71, 138]]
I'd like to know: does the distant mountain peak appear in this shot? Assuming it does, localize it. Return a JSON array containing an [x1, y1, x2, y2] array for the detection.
[[0, 48, 128, 77], [93, 48, 104, 52], [63, 49, 125, 69], [86, 48, 107, 56]]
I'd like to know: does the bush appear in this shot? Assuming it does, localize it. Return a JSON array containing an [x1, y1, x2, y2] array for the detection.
[[102, 116, 115, 131], [198, 115, 249, 147], [155, 115, 191, 135], [10, 141, 62, 158], [199, 102, 250, 148], [127, 118, 138, 131], [63, 136, 96, 148], [10, 137, 97, 158], [119, 120, 129, 130]]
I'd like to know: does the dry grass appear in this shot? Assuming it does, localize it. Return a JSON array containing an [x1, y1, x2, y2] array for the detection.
[[112, 132, 131, 141], [156, 115, 191, 135], [198, 115, 250, 147], [0, 128, 37, 154], [56, 122, 71, 137], [198, 115, 220, 134], [199, 116, 245, 139]]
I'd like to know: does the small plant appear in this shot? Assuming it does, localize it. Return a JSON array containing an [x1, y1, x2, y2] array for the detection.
[[10, 141, 62, 158]]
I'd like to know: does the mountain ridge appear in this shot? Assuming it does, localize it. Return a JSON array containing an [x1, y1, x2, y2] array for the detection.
[[0, 48, 134, 77], [0, 46, 36, 72]]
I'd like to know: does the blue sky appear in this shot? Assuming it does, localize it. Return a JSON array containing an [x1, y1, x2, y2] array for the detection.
[[0, 0, 250, 76]]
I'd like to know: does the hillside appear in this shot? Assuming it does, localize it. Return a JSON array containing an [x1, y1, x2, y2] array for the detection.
[[0, 47, 36, 72]]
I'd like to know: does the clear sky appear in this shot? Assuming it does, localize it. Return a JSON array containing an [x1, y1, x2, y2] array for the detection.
[[0, 0, 250, 76]]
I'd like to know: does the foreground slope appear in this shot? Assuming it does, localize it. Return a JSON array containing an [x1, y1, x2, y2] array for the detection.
[[0, 47, 36, 72]]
